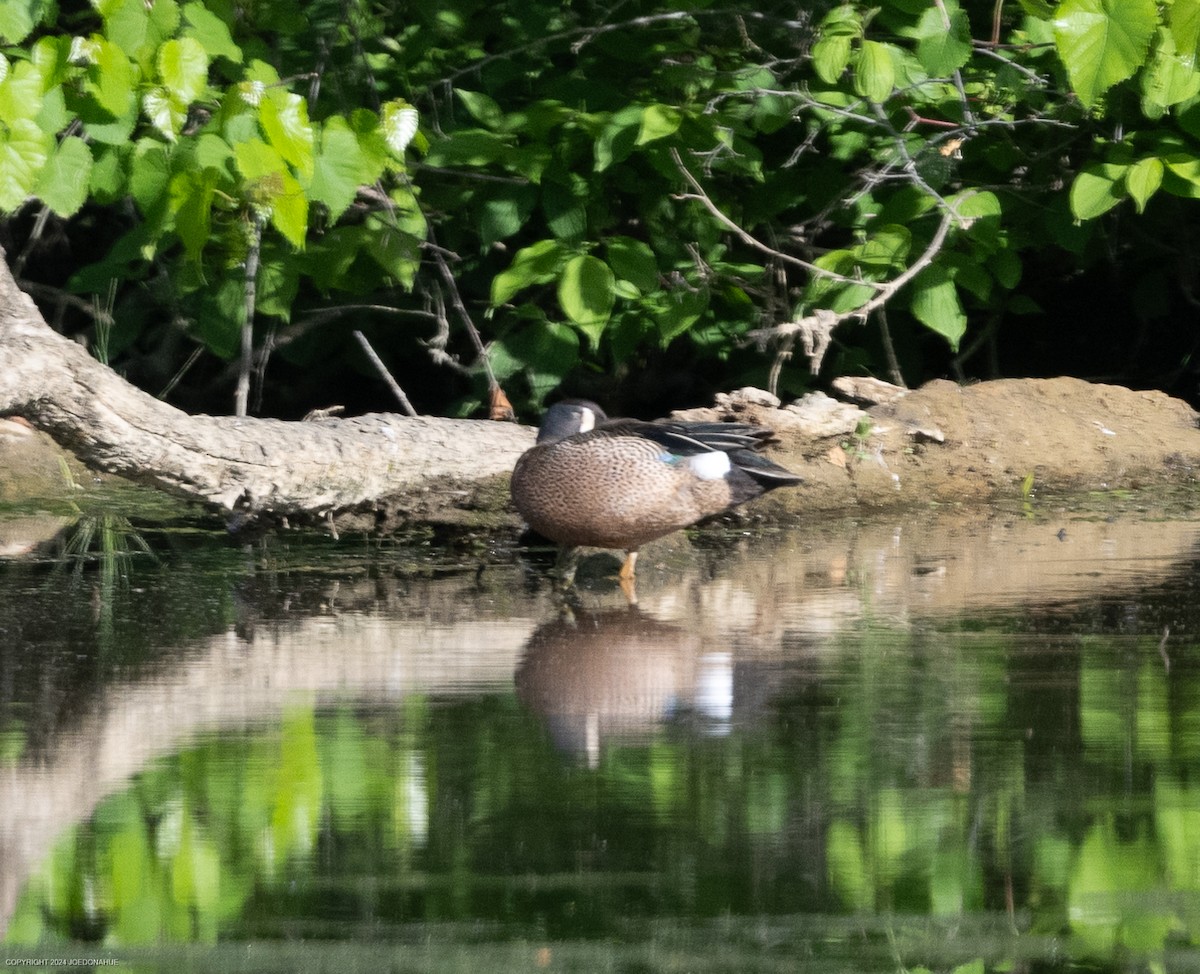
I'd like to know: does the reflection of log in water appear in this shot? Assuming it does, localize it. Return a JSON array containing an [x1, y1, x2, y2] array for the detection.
[[515, 608, 735, 764], [0, 580, 538, 940]]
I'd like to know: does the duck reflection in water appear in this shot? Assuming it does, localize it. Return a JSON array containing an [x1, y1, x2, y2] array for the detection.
[[511, 400, 803, 602], [515, 607, 733, 765]]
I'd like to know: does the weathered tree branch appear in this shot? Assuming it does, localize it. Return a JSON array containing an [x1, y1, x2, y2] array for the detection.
[[749, 208, 962, 372], [0, 248, 533, 520]]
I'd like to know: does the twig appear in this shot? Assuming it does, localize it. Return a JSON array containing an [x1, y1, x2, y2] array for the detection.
[[234, 212, 265, 418], [353, 330, 418, 416], [428, 229, 501, 393], [876, 306, 906, 387]]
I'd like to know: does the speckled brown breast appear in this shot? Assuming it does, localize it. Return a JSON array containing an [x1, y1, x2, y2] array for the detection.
[[510, 432, 736, 550]]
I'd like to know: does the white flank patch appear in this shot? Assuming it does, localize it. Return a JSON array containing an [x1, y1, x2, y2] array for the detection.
[[577, 406, 596, 433], [686, 450, 731, 480]]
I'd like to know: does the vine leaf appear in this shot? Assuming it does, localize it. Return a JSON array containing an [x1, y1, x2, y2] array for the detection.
[[1053, 0, 1157, 106], [558, 254, 615, 345]]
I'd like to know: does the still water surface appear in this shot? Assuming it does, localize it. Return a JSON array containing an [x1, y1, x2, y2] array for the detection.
[[2, 497, 1200, 971]]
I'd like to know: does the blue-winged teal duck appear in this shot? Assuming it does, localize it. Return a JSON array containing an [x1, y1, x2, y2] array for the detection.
[[511, 399, 803, 581]]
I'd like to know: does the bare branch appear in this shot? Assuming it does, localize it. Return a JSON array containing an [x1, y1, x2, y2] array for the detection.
[[353, 330, 418, 416], [749, 208, 963, 372]]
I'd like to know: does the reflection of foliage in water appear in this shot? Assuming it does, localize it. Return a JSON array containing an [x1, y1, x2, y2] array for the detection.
[[8, 619, 1200, 970]]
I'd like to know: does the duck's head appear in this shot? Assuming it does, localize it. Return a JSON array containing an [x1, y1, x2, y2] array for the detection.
[[536, 399, 607, 443]]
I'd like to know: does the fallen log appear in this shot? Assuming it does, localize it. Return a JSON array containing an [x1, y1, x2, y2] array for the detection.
[[0, 247, 534, 523]]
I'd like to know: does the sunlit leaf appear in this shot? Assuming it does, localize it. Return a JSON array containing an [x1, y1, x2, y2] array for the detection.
[[491, 238, 567, 305], [909, 264, 966, 350], [636, 103, 682, 145], [812, 34, 853, 84], [307, 118, 365, 221], [558, 253, 615, 344], [1069, 161, 1128, 219], [915, 0, 972, 76], [182, 2, 242, 62], [157, 36, 209, 105], [142, 86, 186, 141], [260, 91, 314, 179], [1125, 157, 1163, 213], [1053, 0, 1158, 106], [382, 99, 419, 157], [855, 40, 896, 102], [34, 136, 92, 216], [0, 117, 50, 211]]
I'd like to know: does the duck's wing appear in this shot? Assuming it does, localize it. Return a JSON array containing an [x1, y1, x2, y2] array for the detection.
[[597, 418, 776, 456]]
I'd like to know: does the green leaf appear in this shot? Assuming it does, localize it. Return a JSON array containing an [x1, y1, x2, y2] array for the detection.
[[1169, 0, 1200, 65], [1140, 27, 1200, 114], [129, 139, 170, 214], [1069, 161, 1128, 219], [915, 1, 972, 76], [1160, 152, 1200, 198], [307, 118, 365, 221], [182, 3, 242, 62], [653, 288, 707, 345], [381, 99, 419, 158], [102, 0, 149, 55], [606, 236, 658, 292], [157, 36, 209, 105], [269, 174, 307, 249], [456, 89, 504, 128], [636, 104, 682, 145], [0, 0, 40, 44], [234, 137, 285, 182], [142, 86, 187, 141], [910, 265, 966, 350], [169, 167, 218, 260], [478, 184, 537, 248], [0, 59, 45, 126], [425, 129, 510, 168], [90, 38, 136, 118], [364, 212, 420, 288], [34, 136, 92, 216], [594, 105, 642, 171], [558, 254, 615, 345], [1053, 0, 1158, 107], [812, 35, 853, 84], [541, 176, 586, 242], [260, 91, 314, 179], [491, 239, 567, 305], [855, 40, 896, 103], [0, 118, 50, 211], [1018, 0, 1055, 17], [1125, 157, 1163, 212]]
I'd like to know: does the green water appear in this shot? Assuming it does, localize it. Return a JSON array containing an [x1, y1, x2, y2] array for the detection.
[[3, 499, 1200, 972]]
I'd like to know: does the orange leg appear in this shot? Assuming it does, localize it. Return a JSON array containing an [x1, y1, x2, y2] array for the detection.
[[618, 550, 639, 580], [618, 550, 639, 605]]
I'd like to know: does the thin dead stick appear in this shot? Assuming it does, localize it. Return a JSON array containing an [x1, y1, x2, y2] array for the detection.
[[235, 212, 265, 418], [353, 329, 418, 416], [429, 236, 501, 393], [876, 305, 906, 388]]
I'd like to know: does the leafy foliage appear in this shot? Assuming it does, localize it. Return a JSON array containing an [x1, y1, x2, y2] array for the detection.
[[4, 0, 1200, 416]]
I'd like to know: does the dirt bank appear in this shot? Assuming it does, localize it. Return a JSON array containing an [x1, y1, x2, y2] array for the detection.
[[758, 376, 1200, 517]]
